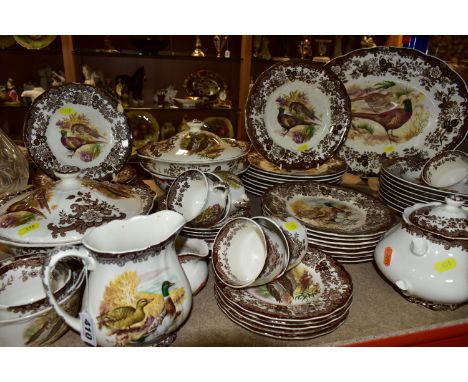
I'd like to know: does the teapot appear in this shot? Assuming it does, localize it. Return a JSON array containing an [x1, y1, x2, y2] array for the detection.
[[42, 210, 193, 346], [375, 196, 468, 308]]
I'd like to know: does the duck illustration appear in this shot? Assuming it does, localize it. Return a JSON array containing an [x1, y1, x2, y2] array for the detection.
[[70, 123, 105, 139], [161, 281, 177, 317], [277, 107, 314, 135], [352, 98, 413, 142], [98, 298, 152, 331], [288, 101, 321, 123], [60, 130, 105, 157]]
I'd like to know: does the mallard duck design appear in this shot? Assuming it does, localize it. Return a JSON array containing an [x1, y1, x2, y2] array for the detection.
[[98, 298, 152, 330]]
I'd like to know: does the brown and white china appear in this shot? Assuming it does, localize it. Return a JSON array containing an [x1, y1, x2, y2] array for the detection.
[[212, 217, 289, 288], [421, 150, 468, 192]]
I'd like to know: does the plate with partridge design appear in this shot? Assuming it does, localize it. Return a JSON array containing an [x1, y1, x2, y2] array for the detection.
[[326, 46, 467, 177], [24, 83, 131, 181], [245, 61, 351, 169]]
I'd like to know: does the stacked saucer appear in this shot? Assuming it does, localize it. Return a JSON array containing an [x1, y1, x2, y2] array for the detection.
[[379, 157, 468, 215], [214, 248, 353, 340], [241, 151, 346, 196], [262, 181, 395, 263]]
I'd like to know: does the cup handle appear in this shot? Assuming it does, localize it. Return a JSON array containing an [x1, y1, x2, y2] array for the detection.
[[42, 246, 95, 333], [212, 181, 231, 220]]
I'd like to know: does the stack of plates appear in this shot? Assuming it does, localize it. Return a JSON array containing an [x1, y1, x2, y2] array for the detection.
[[214, 249, 353, 340], [241, 152, 347, 197], [262, 181, 395, 263], [379, 157, 468, 214]]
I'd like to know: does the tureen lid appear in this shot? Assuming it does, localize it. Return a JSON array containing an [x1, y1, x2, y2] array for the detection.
[[0, 169, 155, 247], [403, 196, 467, 240], [137, 120, 249, 164]]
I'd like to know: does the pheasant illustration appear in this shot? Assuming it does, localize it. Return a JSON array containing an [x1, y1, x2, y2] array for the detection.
[[60, 130, 105, 157], [98, 298, 152, 330], [352, 98, 413, 141], [277, 107, 314, 135], [288, 101, 321, 123], [351, 92, 397, 112], [70, 123, 105, 139]]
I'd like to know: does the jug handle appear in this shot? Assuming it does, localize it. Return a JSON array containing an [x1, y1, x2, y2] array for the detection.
[[42, 246, 96, 333]]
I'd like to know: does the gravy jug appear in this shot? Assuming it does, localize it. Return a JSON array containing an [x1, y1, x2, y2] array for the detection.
[[42, 210, 192, 346]]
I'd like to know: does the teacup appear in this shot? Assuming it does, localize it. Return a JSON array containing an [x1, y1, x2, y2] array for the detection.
[[422, 150, 468, 192], [209, 171, 251, 218], [166, 169, 230, 228], [212, 217, 289, 288], [254, 215, 308, 271]]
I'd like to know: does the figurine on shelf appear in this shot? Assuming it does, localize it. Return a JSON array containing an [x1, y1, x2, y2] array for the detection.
[[50, 70, 66, 87], [361, 36, 377, 48], [258, 36, 272, 60], [4, 78, 21, 106], [82, 64, 104, 87], [155, 89, 166, 108], [313, 39, 332, 63], [115, 77, 129, 107], [298, 36, 313, 59], [38, 65, 52, 90], [116, 67, 145, 107], [21, 85, 45, 105], [164, 85, 178, 107], [213, 88, 232, 109]]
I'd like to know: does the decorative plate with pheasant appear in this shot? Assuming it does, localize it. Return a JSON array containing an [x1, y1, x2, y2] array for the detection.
[[327, 46, 467, 177], [24, 83, 131, 180], [245, 61, 351, 169]]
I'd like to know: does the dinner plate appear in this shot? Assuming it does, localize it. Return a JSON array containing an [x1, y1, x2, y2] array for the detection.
[[14, 35, 56, 50], [326, 47, 467, 177], [245, 61, 351, 169], [126, 110, 159, 153], [262, 181, 394, 235], [247, 151, 347, 178], [215, 248, 353, 320], [24, 83, 131, 181]]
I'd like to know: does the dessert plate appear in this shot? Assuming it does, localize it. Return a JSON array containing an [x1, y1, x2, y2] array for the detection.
[[215, 248, 353, 320], [245, 61, 351, 169], [327, 47, 467, 177], [24, 83, 131, 180]]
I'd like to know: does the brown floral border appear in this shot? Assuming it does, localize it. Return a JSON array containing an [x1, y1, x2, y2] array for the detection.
[[326, 46, 467, 177], [23, 83, 132, 181], [245, 60, 351, 169]]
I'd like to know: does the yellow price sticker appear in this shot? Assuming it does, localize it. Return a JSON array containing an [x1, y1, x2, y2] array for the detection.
[[383, 146, 396, 153], [434, 258, 457, 273], [284, 221, 298, 231], [59, 107, 75, 115], [18, 223, 40, 236], [297, 144, 308, 152]]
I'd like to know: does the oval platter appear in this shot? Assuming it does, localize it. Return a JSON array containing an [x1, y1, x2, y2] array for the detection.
[[326, 46, 467, 177]]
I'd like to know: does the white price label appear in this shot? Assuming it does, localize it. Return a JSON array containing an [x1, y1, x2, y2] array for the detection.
[[79, 311, 97, 347]]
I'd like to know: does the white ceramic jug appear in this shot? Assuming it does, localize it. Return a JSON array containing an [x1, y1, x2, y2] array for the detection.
[[42, 210, 193, 346]]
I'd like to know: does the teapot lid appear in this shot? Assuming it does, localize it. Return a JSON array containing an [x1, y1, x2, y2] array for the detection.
[[137, 120, 248, 164], [0, 171, 155, 247], [404, 196, 467, 240]]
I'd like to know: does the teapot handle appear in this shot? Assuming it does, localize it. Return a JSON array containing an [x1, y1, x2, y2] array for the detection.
[[42, 246, 95, 333]]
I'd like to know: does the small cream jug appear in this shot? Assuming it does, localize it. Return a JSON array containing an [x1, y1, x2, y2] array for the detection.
[[42, 210, 192, 346]]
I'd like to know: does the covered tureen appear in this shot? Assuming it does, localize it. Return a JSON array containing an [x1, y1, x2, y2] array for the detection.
[[375, 196, 468, 308], [0, 168, 155, 247], [137, 120, 250, 178]]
